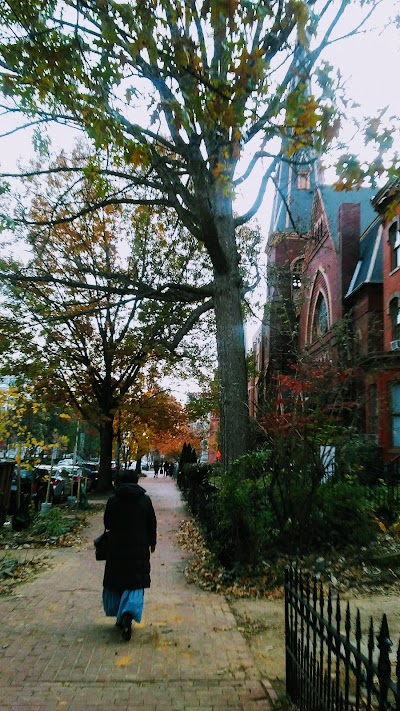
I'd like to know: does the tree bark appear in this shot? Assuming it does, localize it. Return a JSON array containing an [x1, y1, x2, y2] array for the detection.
[[213, 271, 249, 466], [97, 418, 114, 492], [209, 197, 249, 467]]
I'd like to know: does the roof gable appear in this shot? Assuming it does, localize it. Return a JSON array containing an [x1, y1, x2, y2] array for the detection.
[[345, 218, 383, 297], [318, 186, 377, 248]]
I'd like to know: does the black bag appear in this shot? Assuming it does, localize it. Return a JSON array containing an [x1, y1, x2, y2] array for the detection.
[[94, 530, 109, 560]]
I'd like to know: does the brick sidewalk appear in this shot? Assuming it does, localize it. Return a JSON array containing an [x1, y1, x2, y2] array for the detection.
[[0, 477, 273, 709]]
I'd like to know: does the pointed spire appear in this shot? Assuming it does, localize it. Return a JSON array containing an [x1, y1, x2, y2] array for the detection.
[[268, 41, 321, 240]]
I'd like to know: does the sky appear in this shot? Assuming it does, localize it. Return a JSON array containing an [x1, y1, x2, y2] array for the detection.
[[0, 0, 399, 357]]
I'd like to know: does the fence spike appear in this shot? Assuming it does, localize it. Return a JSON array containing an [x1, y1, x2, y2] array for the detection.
[[285, 566, 400, 711], [336, 592, 341, 625], [344, 602, 351, 707], [377, 613, 392, 708], [334, 593, 341, 709], [368, 617, 374, 656], [327, 586, 333, 622], [356, 609, 362, 646], [345, 602, 351, 637], [396, 639, 400, 710]]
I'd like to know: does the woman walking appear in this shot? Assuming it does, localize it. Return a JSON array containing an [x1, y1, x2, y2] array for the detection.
[[102, 470, 157, 641]]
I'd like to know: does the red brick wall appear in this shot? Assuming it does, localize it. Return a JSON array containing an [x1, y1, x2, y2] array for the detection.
[[351, 287, 383, 358], [383, 207, 400, 350], [299, 235, 339, 350], [366, 370, 400, 460]]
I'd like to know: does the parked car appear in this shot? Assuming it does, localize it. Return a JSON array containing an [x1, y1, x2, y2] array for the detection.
[[80, 462, 99, 491], [34, 465, 57, 506], [56, 455, 84, 467], [51, 465, 83, 500]]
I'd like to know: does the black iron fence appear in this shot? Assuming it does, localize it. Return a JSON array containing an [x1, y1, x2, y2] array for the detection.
[[284, 565, 400, 710], [366, 483, 400, 511]]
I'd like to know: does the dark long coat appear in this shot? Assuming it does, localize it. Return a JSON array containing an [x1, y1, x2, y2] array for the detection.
[[103, 482, 157, 592]]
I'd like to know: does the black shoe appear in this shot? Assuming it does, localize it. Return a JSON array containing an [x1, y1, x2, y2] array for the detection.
[[121, 612, 132, 641]]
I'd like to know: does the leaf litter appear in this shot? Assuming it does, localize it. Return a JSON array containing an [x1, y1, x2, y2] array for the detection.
[[176, 519, 400, 599]]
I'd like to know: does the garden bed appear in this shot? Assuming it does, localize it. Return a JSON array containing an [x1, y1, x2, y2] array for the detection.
[[0, 504, 103, 594], [177, 519, 400, 599]]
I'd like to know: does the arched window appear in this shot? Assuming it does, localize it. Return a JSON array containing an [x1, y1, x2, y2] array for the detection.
[[390, 297, 400, 344], [291, 258, 304, 293], [389, 219, 400, 271], [313, 293, 328, 338]]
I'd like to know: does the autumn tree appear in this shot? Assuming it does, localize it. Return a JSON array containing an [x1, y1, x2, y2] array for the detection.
[[116, 390, 196, 466], [0, 151, 215, 489], [0, 380, 73, 464], [0, 0, 393, 465]]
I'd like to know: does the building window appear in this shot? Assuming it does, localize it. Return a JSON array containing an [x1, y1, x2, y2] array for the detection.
[[368, 384, 379, 438], [313, 293, 329, 338], [390, 382, 400, 447], [389, 219, 400, 271], [291, 258, 304, 296], [313, 217, 326, 244], [389, 297, 400, 341], [297, 169, 310, 190]]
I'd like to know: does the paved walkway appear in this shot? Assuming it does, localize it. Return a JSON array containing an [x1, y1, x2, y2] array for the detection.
[[0, 476, 273, 709]]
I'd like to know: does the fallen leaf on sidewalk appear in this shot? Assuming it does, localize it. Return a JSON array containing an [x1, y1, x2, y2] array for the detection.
[[115, 655, 132, 667], [176, 519, 400, 599]]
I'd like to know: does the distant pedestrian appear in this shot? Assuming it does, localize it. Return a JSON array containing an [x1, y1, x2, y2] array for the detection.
[[154, 460, 160, 478], [102, 470, 157, 641]]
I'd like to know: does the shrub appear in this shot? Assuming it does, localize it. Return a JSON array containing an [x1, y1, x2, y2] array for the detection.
[[210, 451, 278, 568], [335, 435, 383, 485], [311, 480, 376, 548], [179, 463, 220, 528], [30, 507, 73, 539]]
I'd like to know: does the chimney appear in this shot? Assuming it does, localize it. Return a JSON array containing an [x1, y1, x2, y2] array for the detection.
[[338, 203, 360, 296]]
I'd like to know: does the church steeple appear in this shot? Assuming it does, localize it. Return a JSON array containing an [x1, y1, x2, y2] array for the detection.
[[268, 150, 320, 238], [268, 41, 321, 241]]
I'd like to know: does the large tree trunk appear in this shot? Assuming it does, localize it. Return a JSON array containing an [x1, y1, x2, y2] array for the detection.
[[211, 196, 249, 467], [97, 418, 114, 492], [213, 271, 249, 466]]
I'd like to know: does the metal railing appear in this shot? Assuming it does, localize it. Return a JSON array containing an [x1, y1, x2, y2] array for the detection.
[[284, 565, 400, 710]]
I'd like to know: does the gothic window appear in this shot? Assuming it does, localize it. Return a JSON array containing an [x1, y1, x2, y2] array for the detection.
[[390, 382, 400, 448], [291, 258, 303, 289], [313, 293, 328, 338], [389, 219, 400, 271], [297, 169, 310, 190], [291, 258, 304, 305], [389, 297, 400, 341]]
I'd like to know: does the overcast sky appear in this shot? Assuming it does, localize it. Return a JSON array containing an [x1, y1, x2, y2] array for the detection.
[[0, 1, 398, 355]]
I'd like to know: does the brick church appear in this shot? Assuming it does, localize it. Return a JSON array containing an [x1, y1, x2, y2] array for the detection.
[[248, 151, 400, 464]]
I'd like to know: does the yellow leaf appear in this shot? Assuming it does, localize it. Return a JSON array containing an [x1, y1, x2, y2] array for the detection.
[[115, 655, 132, 667], [374, 517, 387, 533]]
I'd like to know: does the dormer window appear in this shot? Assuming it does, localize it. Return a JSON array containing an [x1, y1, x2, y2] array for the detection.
[[389, 219, 400, 271], [297, 169, 310, 190]]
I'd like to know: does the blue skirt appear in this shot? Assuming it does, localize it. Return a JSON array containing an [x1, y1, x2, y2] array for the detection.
[[102, 588, 144, 624]]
